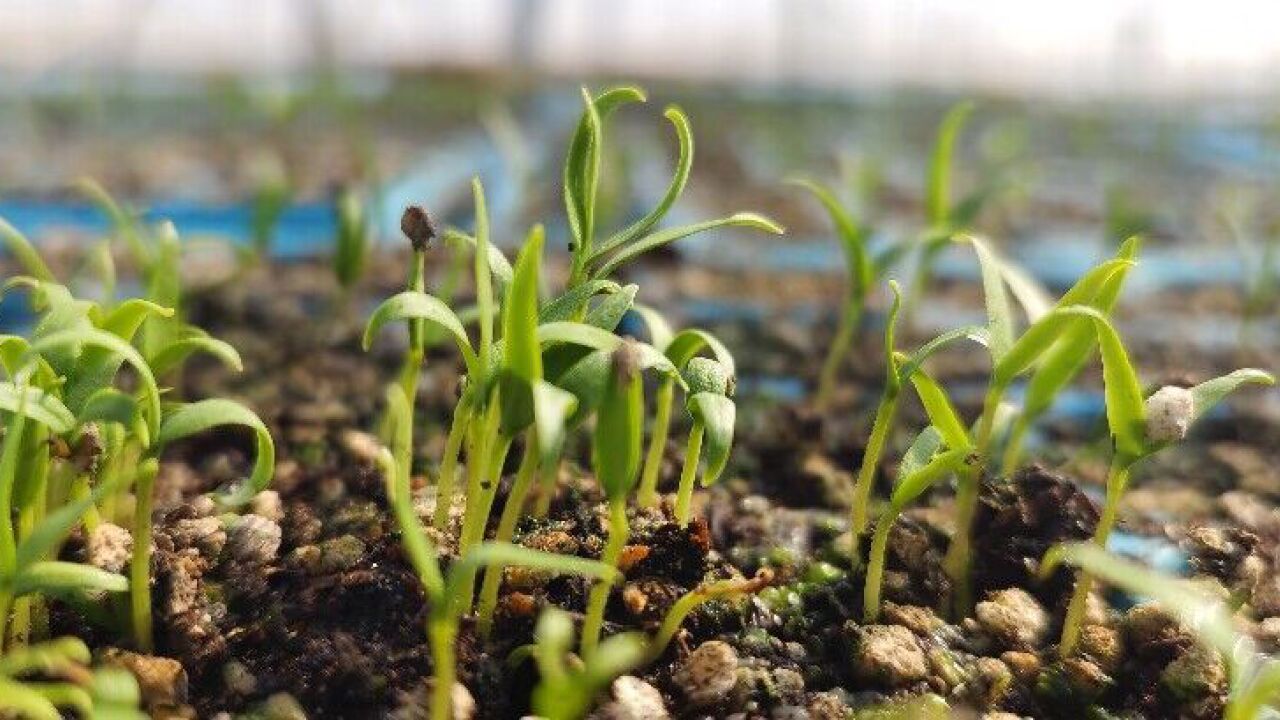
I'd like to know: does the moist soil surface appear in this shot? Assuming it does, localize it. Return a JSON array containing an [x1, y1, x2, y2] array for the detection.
[[33, 252, 1280, 719]]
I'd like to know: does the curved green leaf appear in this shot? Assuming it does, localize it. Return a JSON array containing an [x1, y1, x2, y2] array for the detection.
[[363, 291, 477, 375], [564, 85, 647, 262], [689, 392, 735, 486], [1188, 369, 1275, 425], [29, 328, 161, 439], [926, 101, 975, 227], [896, 426, 944, 482], [593, 350, 644, 501], [377, 387, 445, 601], [664, 328, 736, 376], [442, 228, 514, 294], [0, 383, 75, 434], [532, 380, 577, 468], [898, 360, 970, 451], [98, 299, 174, 342], [0, 217, 54, 282], [999, 261, 1052, 322], [0, 637, 90, 675], [500, 225, 546, 435], [956, 234, 1014, 361], [895, 325, 988, 387], [1059, 306, 1146, 458], [890, 448, 971, 511], [882, 280, 904, 391], [147, 333, 244, 376], [590, 213, 785, 280], [790, 177, 871, 294], [472, 179, 495, 376], [78, 388, 138, 427], [1040, 543, 1239, 660], [159, 398, 275, 507], [592, 105, 694, 260], [584, 284, 637, 332], [0, 679, 61, 720], [77, 177, 149, 269], [10, 560, 128, 596], [1023, 256, 1138, 418], [539, 280, 623, 324], [630, 303, 674, 352]]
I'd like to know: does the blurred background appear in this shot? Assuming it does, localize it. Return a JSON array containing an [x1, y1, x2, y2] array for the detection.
[[2, 0, 1279, 364]]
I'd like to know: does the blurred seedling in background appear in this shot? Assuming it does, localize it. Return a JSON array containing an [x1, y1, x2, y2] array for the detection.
[[2, 206, 275, 652], [1041, 543, 1280, 719], [1050, 312, 1272, 655], [0, 637, 146, 719]]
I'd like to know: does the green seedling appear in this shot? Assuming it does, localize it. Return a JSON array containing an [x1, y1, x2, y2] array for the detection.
[[1000, 237, 1141, 474], [1050, 310, 1273, 655], [1041, 543, 1280, 720], [581, 341, 645, 661], [377, 385, 617, 720], [846, 281, 985, 566], [672, 357, 736, 527], [789, 177, 907, 410], [332, 184, 370, 300], [937, 235, 1136, 614], [631, 305, 734, 509], [523, 607, 646, 720], [863, 426, 974, 622], [248, 153, 292, 263], [5, 229, 273, 651], [560, 85, 783, 293], [0, 637, 146, 720]]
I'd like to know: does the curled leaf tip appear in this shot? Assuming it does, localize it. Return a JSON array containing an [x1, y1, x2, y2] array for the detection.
[[400, 205, 437, 251]]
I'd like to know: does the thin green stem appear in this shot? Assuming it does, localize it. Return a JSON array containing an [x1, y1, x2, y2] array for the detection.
[[637, 379, 675, 508], [816, 295, 863, 411], [942, 464, 981, 618], [1060, 459, 1129, 655], [850, 393, 900, 561], [973, 384, 1005, 459], [433, 398, 473, 530], [475, 440, 540, 638], [70, 473, 101, 535], [581, 499, 628, 662], [1000, 415, 1030, 477], [863, 509, 897, 622], [532, 461, 558, 518], [428, 615, 458, 720], [673, 422, 705, 526], [130, 460, 159, 652]]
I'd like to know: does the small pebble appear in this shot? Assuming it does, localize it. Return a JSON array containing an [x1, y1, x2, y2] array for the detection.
[[1000, 651, 1040, 682], [592, 675, 669, 720], [170, 517, 227, 559], [1161, 644, 1227, 702], [676, 640, 739, 707], [340, 429, 383, 464], [250, 490, 284, 522], [263, 692, 307, 720], [1078, 624, 1124, 673], [317, 535, 366, 573], [851, 624, 929, 687], [223, 661, 257, 696], [975, 588, 1050, 648], [101, 648, 189, 707], [226, 515, 282, 563], [87, 523, 133, 574]]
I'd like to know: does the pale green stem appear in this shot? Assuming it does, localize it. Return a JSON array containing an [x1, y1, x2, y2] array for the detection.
[[428, 615, 458, 720], [70, 473, 101, 535], [531, 461, 559, 518], [850, 393, 900, 563], [581, 499, 628, 662], [942, 464, 981, 618], [816, 295, 863, 412], [475, 440, 540, 638], [131, 460, 159, 652], [454, 408, 512, 614], [973, 385, 1005, 460], [863, 510, 897, 622], [673, 422, 705, 527], [433, 398, 473, 530], [637, 379, 675, 508], [1060, 459, 1129, 655], [458, 402, 501, 556], [1000, 415, 1030, 477]]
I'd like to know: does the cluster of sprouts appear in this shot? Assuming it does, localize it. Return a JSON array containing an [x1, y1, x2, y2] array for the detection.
[[361, 84, 781, 719]]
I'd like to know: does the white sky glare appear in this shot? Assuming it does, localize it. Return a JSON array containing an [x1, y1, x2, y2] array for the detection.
[[0, 0, 1277, 98]]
